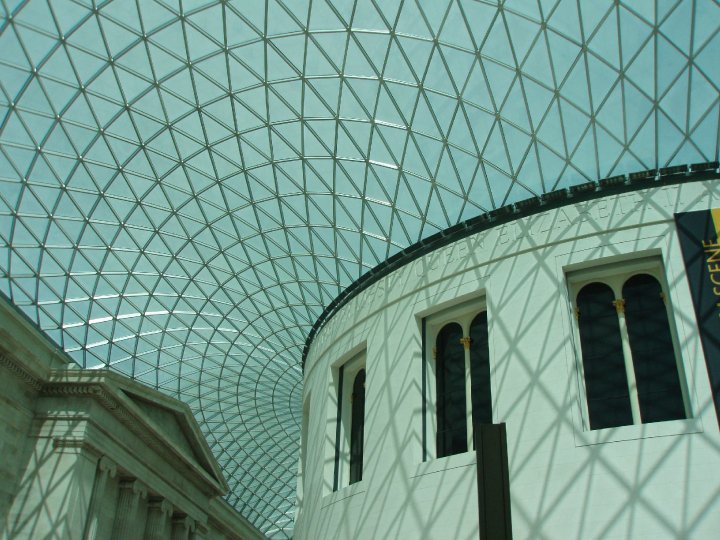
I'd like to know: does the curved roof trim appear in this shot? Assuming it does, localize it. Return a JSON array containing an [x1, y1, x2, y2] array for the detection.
[[302, 161, 719, 369]]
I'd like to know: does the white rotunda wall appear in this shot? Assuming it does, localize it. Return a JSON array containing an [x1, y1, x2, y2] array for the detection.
[[297, 178, 720, 540]]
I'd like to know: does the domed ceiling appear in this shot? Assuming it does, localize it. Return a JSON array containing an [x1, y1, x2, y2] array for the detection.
[[1, 0, 718, 537]]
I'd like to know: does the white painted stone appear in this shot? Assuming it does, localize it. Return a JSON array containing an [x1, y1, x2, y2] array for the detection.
[[297, 180, 720, 540]]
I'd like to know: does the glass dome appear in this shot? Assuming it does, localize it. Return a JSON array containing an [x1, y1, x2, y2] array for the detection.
[[1, 1, 718, 536]]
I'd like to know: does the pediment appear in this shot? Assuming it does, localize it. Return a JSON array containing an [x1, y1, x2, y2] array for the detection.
[[41, 367, 227, 493], [119, 387, 224, 486]]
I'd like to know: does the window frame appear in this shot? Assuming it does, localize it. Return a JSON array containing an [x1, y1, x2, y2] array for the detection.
[[424, 298, 492, 461], [567, 256, 691, 432], [330, 351, 366, 492]]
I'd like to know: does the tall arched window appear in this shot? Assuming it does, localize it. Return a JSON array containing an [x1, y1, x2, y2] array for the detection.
[[623, 274, 686, 423], [436, 322, 466, 457], [571, 261, 688, 431], [332, 353, 365, 492], [430, 308, 493, 459], [349, 369, 365, 484], [577, 282, 632, 430]]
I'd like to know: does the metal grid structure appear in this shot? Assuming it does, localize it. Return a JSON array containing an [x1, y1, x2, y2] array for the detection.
[[0, 1, 718, 536]]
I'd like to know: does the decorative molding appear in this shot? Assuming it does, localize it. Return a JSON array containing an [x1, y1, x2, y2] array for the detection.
[[0, 351, 42, 391], [53, 436, 102, 457], [161, 499, 174, 517], [120, 478, 148, 499], [42, 382, 120, 411], [42, 381, 160, 457], [459, 337, 472, 350], [40, 379, 224, 498], [98, 455, 118, 477], [612, 298, 626, 314], [172, 515, 196, 533], [148, 498, 174, 517]]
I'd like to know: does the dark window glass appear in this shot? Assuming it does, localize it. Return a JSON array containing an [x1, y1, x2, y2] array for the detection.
[[577, 282, 633, 429], [436, 323, 467, 457], [333, 365, 344, 491], [349, 369, 365, 484], [623, 274, 685, 423], [469, 312, 492, 427]]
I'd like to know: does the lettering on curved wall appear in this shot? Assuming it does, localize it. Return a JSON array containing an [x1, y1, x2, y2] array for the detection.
[[675, 208, 720, 428]]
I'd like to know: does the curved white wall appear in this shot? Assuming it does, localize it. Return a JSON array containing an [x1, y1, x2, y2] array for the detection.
[[297, 179, 720, 540]]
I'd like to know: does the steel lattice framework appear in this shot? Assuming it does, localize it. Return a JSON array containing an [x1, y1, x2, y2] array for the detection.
[[0, 1, 718, 537]]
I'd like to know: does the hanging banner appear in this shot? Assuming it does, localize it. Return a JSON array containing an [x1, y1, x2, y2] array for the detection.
[[675, 209, 720, 428]]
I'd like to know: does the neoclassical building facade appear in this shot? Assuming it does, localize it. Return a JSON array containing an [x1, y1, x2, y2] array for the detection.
[[0, 298, 264, 540]]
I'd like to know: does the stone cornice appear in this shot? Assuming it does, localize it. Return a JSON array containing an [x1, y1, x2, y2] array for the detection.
[[0, 350, 43, 391], [42, 381, 120, 410], [38, 376, 226, 498], [52, 436, 103, 456]]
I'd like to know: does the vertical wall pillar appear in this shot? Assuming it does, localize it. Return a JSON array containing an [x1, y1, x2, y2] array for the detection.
[[111, 479, 148, 540], [191, 523, 208, 540], [145, 499, 174, 540], [83, 456, 119, 539], [171, 515, 196, 540], [5, 437, 98, 539]]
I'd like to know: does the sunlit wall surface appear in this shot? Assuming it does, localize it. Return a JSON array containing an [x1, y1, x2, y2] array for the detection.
[[298, 180, 720, 540], [0, 1, 718, 536]]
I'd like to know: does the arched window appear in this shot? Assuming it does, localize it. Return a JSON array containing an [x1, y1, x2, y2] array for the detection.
[[332, 353, 365, 492], [469, 311, 492, 426], [349, 369, 365, 484], [623, 274, 685, 423], [436, 322, 466, 457], [571, 261, 688, 431], [577, 282, 632, 430]]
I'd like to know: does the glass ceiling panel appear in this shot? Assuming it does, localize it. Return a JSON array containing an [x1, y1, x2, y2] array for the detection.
[[1, 0, 719, 537]]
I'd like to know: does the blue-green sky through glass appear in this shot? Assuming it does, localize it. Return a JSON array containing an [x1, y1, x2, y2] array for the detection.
[[1, 1, 718, 536]]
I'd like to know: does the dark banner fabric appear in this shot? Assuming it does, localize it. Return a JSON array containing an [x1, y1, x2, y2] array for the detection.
[[675, 209, 720, 428]]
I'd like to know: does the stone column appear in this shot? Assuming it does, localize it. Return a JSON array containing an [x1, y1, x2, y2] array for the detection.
[[144, 498, 174, 540], [83, 456, 119, 539], [111, 479, 148, 540], [190, 523, 208, 540], [171, 515, 196, 540]]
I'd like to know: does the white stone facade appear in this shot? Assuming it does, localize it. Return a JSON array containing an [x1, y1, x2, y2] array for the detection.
[[297, 179, 720, 539], [0, 300, 264, 540]]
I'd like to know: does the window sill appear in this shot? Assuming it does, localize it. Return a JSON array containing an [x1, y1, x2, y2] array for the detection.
[[412, 451, 476, 478], [321, 480, 366, 508], [574, 417, 703, 447]]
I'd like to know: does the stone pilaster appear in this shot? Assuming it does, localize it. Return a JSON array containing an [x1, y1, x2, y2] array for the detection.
[[111, 479, 148, 540], [171, 515, 196, 540], [190, 523, 208, 540], [83, 456, 119, 539], [5, 437, 98, 539], [144, 498, 174, 540]]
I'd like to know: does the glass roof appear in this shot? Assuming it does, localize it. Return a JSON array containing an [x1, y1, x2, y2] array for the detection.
[[0, 0, 718, 536]]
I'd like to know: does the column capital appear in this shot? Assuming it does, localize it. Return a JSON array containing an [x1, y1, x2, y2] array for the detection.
[[160, 499, 174, 517], [98, 456, 118, 477], [147, 498, 173, 515], [120, 478, 148, 499], [173, 515, 196, 532]]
